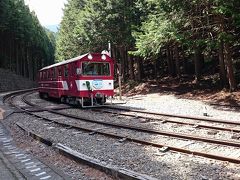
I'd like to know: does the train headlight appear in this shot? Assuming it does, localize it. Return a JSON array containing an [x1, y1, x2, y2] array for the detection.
[[88, 54, 93, 60], [101, 54, 106, 60]]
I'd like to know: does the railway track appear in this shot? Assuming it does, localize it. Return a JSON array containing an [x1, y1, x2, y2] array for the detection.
[[1, 89, 71, 180], [100, 106, 240, 125], [2, 91, 240, 178], [90, 107, 240, 134], [3, 91, 159, 179], [8, 91, 239, 165]]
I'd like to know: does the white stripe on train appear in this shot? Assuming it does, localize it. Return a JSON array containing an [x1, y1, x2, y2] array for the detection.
[[39, 80, 113, 91], [75, 80, 114, 91]]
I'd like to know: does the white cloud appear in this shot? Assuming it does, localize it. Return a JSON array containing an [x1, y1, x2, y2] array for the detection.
[[24, 0, 68, 26]]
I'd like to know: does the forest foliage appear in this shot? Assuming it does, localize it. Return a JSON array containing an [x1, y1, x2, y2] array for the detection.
[[56, 0, 240, 91], [0, 0, 55, 80]]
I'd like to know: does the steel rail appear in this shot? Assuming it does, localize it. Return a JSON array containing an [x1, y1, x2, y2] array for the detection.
[[20, 92, 240, 134], [45, 110, 240, 148], [6, 93, 157, 180], [106, 106, 240, 125], [92, 108, 240, 133], [2, 89, 37, 103], [10, 94, 240, 164], [22, 113, 240, 164], [21, 94, 240, 148]]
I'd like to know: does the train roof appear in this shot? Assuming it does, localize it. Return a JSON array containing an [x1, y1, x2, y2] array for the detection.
[[39, 52, 112, 71]]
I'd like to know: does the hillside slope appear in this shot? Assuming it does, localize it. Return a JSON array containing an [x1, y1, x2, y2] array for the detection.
[[0, 68, 37, 92]]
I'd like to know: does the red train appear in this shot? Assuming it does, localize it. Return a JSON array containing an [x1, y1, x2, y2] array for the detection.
[[38, 52, 114, 107]]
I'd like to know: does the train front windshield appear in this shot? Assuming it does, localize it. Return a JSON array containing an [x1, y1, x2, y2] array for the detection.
[[82, 62, 110, 76]]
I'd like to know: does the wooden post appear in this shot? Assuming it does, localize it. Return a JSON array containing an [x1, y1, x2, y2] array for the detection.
[[117, 63, 122, 100]]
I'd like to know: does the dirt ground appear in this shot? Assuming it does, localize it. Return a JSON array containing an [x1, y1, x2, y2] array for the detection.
[[119, 76, 240, 106]]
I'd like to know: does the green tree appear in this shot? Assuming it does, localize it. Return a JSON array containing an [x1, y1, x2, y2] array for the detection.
[[0, 0, 55, 80]]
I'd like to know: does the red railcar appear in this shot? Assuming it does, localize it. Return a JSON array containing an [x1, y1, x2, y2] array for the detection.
[[38, 52, 114, 107]]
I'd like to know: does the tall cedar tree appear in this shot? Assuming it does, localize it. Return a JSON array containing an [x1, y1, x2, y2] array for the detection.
[[0, 0, 55, 80]]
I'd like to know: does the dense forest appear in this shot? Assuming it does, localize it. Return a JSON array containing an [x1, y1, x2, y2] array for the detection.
[[0, 0, 55, 80], [56, 0, 240, 91]]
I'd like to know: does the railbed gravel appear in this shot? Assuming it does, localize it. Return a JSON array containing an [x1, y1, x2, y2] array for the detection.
[[16, 94, 240, 144], [8, 111, 240, 179], [2, 113, 113, 180], [28, 93, 240, 143], [117, 94, 240, 122], [8, 92, 240, 179], [57, 108, 239, 143]]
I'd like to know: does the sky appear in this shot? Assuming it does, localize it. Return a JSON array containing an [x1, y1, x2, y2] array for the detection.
[[24, 0, 68, 27]]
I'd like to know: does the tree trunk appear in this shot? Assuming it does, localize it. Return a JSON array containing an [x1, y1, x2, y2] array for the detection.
[[194, 47, 201, 83], [136, 57, 143, 82], [119, 47, 126, 82], [28, 48, 33, 80], [23, 46, 27, 77], [154, 58, 158, 78], [124, 46, 129, 79], [128, 55, 134, 80], [174, 45, 180, 77], [224, 42, 236, 91], [182, 50, 187, 75], [166, 45, 174, 76], [218, 40, 227, 88], [16, 41, 20, 75]]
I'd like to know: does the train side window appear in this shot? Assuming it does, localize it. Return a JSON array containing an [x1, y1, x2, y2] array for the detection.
[[69, 64, 75, 76], [53, 68, 56, 78], [39, 72, 42, 80], [64, 65, 68, 77], [69, 65, 72, 76], [58, 67, 62, 76], [50, 70, 52, 78], [75, 63, 81, 75], [76, 68, 81, 75], [71, 65, 74, 76], [48, 69, 51, 79], [51, 69, 53, 78]]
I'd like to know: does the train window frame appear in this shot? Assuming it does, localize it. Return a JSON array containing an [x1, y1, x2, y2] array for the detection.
[[76, 68, 81, 75], [58, 67, 62, 77], [81, 62, 111, 76], [39, 72, 42, 80], [53, 67, 56, 79], [47, 71, 50, 79], [50, 69, 53, 78], [64, 65, 68, 77], [69, 64, 73, 76]]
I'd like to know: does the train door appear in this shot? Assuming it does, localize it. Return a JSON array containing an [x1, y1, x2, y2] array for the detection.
[[68, 63, 78, 96]]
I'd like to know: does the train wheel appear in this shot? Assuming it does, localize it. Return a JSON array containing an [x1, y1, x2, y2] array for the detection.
[[39, 92, 44, 99], [43, 93, 49, 99], [66, 97, 70, 104], [96, 97, 106, 105], [60, 96, 66, 104]]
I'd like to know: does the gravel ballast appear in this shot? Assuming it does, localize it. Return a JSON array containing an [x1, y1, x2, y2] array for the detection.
[[3, 92, 240, 179]]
